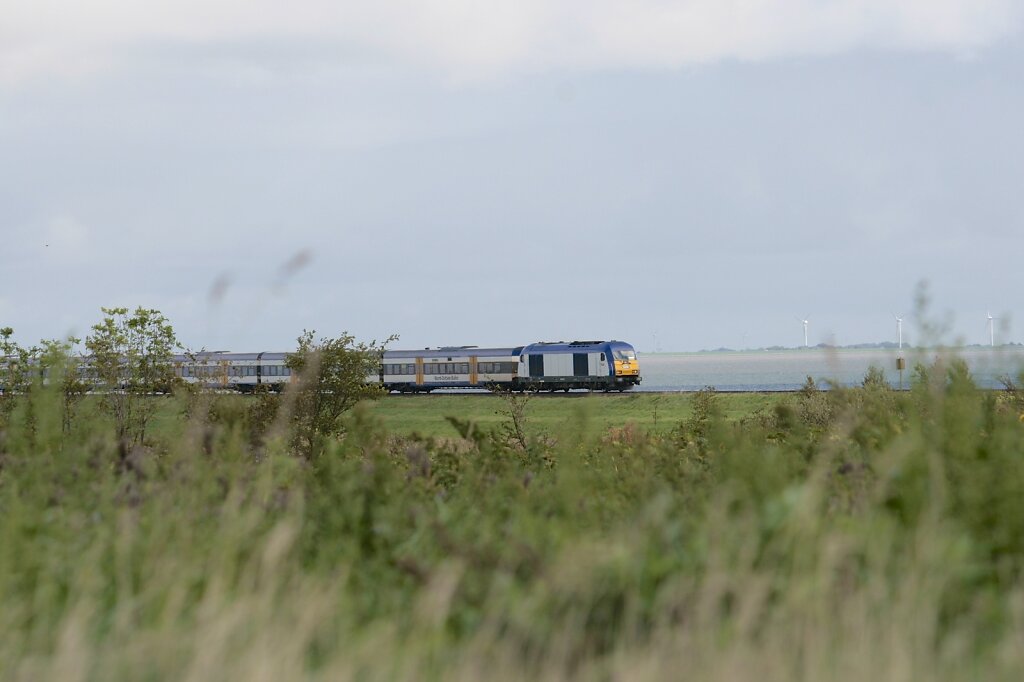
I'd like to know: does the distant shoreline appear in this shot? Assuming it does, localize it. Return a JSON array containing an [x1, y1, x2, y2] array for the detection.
[[644, 345, 1024, 355]]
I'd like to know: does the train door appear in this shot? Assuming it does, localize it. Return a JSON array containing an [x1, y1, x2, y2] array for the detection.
[[573, 353, 589, 377], [529, 355, 544, 378]]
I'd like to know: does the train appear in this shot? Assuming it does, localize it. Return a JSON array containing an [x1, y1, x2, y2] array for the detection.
[[380, 340, 641, 393], [3, 340, 642, 394]]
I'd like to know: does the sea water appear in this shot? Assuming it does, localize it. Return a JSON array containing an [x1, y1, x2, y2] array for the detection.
[[635, 348, 1024, 392]]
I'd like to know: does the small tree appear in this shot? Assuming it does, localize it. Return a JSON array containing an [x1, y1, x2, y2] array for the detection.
[[39, 337, 88, 433], [488, 383, 532, 451], [285, 330, 395, 458], [85, 307, 179, 443], [0, 328, 38, 426]]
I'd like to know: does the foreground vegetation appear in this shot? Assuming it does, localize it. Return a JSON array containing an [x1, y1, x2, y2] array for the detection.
[[3, 357, 1024, 680]]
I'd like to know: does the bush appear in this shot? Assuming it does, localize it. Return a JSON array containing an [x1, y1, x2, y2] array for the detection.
[[3, 356, 1024, 680]]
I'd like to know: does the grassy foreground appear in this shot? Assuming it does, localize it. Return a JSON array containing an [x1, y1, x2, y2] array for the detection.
[[3, 366, 1024, 680]]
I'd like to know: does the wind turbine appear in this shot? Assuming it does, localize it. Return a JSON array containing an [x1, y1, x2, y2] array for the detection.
[[894, 314, 904, 350], [987, 311, 997, 347], [796, 316, 809, 348]]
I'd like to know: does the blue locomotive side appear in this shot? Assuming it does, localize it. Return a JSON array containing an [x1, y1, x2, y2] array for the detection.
[[515, 340, 641, 392]]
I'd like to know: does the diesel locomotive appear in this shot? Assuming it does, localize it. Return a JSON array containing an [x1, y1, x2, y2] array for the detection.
[[379, 340, 641, 393]]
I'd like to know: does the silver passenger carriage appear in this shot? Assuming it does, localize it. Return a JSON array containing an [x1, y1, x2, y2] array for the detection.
[[173, 351, 294, 392], [378, 346, 522, 393]]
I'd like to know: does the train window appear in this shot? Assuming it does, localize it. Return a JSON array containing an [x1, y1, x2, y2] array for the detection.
[[284, 367, 291, 376], [406, 364, 415, 375], [460, 363, 469, 373], [600, 353, 605, 361]]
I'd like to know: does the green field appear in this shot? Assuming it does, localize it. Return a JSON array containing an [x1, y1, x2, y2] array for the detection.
[[367, 391, 778, 438], [4, 367, 1024, 680]]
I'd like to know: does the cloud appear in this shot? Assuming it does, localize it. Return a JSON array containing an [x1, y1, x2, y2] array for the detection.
[[2, 0, 1021, 86]]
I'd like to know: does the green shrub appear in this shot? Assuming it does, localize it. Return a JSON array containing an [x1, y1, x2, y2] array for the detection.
[[3, 357, 1024, 680]]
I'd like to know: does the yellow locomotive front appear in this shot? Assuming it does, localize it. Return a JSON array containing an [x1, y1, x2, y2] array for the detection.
[[609, 342, 641, 386]]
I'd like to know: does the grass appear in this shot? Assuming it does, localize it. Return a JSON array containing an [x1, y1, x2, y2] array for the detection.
[[367, 391, 778, 438], [3, 361, 1024, 680]]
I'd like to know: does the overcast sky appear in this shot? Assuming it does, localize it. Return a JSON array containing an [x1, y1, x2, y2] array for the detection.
[[2, 1, 1022, 352]]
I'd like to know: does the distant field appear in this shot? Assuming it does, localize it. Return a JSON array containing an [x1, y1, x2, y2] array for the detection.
[[109, 391, 782, 442], [366, 391, 778, 438]]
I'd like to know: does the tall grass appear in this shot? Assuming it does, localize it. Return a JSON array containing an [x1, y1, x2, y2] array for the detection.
[[2, 360, 1024, 680]]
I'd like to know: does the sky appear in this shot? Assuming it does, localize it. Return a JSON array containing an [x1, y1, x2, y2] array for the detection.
[[2, 1, 1023, 353]]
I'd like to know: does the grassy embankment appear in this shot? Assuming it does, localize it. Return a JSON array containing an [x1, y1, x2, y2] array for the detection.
[[3, 363, 1024, 680]]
